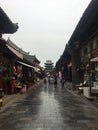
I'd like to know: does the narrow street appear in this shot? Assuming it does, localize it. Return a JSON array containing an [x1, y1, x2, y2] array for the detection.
[[0, 81, 98, 130]]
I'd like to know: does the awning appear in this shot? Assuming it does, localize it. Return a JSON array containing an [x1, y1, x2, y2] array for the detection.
[[17, 61, 40, 72], [90, 57, 98, 62], [6, 44, 23, 59], [67, 63, 72, 68]]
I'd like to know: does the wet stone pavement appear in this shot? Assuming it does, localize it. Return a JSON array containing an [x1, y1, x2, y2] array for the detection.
[[0, 82, 98, 130]]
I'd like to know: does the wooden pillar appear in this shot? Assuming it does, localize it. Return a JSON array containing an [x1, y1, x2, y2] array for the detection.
[[71, 50, 80, 89], [67, 43, 81, 90]]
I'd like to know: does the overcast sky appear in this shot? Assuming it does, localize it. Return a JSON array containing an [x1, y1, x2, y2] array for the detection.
[[1, 0, 91, 67]]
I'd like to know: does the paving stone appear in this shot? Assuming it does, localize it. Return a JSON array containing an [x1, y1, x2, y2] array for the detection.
[[0, 82, 98, 129]]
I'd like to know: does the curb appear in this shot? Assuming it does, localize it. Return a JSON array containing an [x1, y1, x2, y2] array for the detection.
[[0, 94, 21, 112], [66, 88, 98, 111], [0, 81, 42, 112]]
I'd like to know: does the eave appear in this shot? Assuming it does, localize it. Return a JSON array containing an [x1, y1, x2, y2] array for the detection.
[[68, 0, 98, 46], [0, 7, 18, 34]]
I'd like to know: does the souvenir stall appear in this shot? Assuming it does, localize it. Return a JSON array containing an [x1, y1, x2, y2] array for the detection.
[[90, 57, 98, 96], [15, 60, 35, 93], [83, 57, 98, 99]]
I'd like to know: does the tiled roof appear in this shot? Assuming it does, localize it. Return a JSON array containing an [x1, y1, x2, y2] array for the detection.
[[68, 0, 98, 45], [0, 7, 18, 34], [7, 38, 40, 64]]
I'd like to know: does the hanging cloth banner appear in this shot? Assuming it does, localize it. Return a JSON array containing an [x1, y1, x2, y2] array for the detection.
[[67, 63, 72, 68]]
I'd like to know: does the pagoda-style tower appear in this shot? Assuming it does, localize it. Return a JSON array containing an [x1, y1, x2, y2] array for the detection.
[[44, 60, 54, 73]]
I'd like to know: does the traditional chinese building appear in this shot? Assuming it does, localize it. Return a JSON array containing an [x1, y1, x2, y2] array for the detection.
[[55, 0, 98, 90], [0, 7, 19, 94], [44, 60, 54, 73], [0, 7, 18, 36]]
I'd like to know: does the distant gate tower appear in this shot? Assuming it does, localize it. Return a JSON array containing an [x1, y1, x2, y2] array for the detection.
[[44, 60, 54, 73]]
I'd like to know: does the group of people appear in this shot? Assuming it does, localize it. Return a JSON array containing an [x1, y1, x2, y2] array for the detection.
[[48, 76, 57, 86], [43, 75, 57, 86], [43, 72, 65, 88]]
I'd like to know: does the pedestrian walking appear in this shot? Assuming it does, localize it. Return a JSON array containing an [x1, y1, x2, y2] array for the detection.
[[54, 75, 57, 87], [43, 77, 47, 84], [48, 76, 54, 86], [61, 78, 65, 88]]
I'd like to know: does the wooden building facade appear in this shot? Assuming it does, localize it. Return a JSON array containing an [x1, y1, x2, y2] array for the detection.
[[55, 0, 98, 91]]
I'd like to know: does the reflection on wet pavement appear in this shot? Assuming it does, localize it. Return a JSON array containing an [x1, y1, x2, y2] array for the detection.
[[0, 82, 98, 130]]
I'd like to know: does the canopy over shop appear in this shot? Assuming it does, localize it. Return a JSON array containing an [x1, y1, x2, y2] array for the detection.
[[17, 60, 40, 72], [0, 38, 41, 94]]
